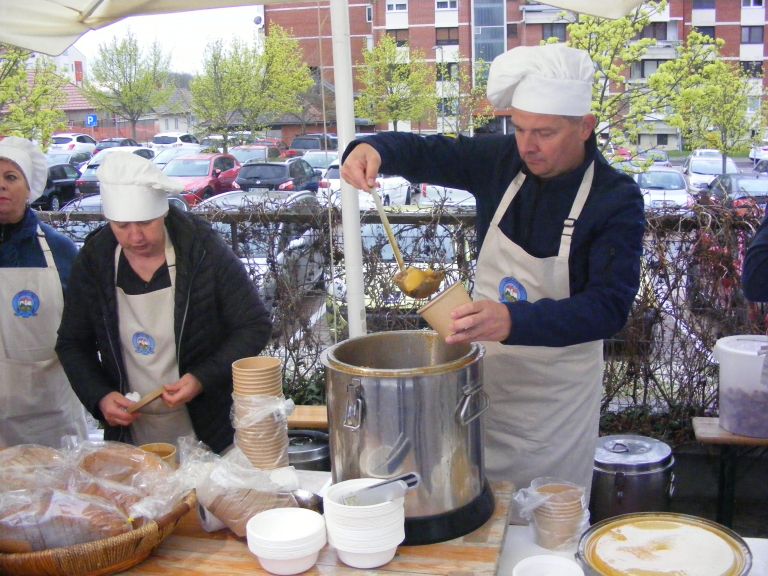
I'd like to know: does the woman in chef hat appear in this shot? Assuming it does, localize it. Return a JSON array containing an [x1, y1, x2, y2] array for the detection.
[[0, 136, 88, 448], [56, 153, 272, 453]]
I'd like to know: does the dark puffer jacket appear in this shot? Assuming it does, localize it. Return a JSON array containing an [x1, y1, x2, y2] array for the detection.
[[55, 206, 272, 453]]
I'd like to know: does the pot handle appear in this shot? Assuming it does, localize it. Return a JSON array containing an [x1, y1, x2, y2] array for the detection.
[[456, 388, 489, 426], [343, 379, 364, 430]]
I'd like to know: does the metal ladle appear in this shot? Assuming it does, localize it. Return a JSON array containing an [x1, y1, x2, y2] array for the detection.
[[370, 188, 445, 299]]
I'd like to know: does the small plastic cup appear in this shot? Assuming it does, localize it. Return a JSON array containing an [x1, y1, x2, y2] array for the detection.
[[417, 282, 472, 339], [513, 555, 584, 576]]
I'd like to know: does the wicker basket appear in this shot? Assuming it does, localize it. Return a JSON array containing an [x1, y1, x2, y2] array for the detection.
[[0, 490, 197, 576]]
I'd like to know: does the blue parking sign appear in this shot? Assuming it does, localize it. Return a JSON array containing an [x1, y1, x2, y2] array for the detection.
[[86, 114, 98, 127]]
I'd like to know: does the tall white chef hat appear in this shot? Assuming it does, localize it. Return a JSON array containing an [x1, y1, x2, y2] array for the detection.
[[0, 136, 48, 202], [486, 44, 595, 116], [98, 153, 183, 221]]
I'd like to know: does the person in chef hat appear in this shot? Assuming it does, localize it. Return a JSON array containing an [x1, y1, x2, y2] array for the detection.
[[339, 43, 644, 501], [0, 136, 89, 448], [56, 153, 272, 454]]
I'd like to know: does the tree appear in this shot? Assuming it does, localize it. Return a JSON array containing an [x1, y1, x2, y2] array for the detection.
[[436, 56, 494, 136], [355, 35, 436, 131], [81, 31, 174, 139], [0, 44, 67, 146], [191, 25, 313, 147]]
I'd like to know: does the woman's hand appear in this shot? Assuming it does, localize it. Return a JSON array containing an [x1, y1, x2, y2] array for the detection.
[[99, 392, 139, 427], [161, 373, 203, 409]]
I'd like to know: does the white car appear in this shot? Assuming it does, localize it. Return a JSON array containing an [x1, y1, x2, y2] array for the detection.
[[48, 133, 97, 155], [152, 145, 203, 169], [682, 156, 739, 193], [749, 139, 768, 164], [635, 167, 691, 213], [318, 162, 416, 209], [414, 183, 475, 209], [150, 131, 200, 151]]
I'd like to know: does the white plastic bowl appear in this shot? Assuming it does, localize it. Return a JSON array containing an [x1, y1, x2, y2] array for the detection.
[[512, 554, 585, 576], [324, 478, 405, 518], [246, 507, 326, 574], [257, 552, 321, 576], [336, 546, 398, 569]]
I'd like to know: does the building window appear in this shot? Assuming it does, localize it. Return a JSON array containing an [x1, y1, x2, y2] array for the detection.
[[438, 98, 457, 116], [692, 0, 715, 8], [542, 23, 567, 42], [743, 0, 763, 7], [436, 0, 457, 9], [507, 23, 518, 38], [741, 61, 764, 77], [657, 134, 668, 146], [630, 59, 668, 79], [174, 117, 179, 129], [387, 29, 409, 47], [386, 1, 407, 12], [366, 5, 372, 22], [742, 26, 764, 44], [437, 62, 459, 81], [640, 22, 667, 41], [695, 26, 716, 40], [436, 27, 459, 46]]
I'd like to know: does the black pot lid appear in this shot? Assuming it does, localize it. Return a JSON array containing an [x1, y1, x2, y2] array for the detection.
[[593, 434, 672, 472], [288, 430, 329, 464]]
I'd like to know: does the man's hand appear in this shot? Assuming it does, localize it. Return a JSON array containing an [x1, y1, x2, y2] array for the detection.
[[162, 373, 203, 409], [99, 392, 139, 427], [445, 300, 512, 345], [340, 143, 382, 192]]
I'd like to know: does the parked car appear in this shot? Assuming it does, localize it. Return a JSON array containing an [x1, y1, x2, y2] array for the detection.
[[689, 148, 722, 158], [235, 158, 321, 194], [318, 161, 415, 208], [199, 134, 224, 152], [634, 149, 671, 167], [682, 156, 739, 193], [286, 133, 338, 157], [62, 193, 189, 214], [150, 131, 200, 151], [706, 173, 768, 217], [193, 189, 325, 316], [152, 145, 203, 169], [635, 167, 691, 213], [45, 151, 92, 169], [252, 137, 289, 155], [749, 139, 768, 164], [163, 153, 240, 206], [230, 144, 283, 165], [414, 183, 475, 209], [75, 147, 156, 195], [31, 163, 81, 211], [301, 150, 338, 173], [93, 137, 140, 155], [48, 133, 97, 155]]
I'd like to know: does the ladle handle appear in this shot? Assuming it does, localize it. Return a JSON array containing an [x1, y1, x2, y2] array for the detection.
[[371, 188, 406, 273]]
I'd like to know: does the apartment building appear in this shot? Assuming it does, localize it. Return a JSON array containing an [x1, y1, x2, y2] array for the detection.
[[263, 1, 767, 146]]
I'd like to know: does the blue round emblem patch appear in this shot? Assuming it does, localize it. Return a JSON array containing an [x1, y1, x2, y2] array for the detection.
[[12, 290, 40, 318], [498, 277, 527, 303], [132, 332, 156, 356]]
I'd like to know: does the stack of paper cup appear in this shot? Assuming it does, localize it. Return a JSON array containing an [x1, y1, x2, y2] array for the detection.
[[323, 478, 405, 569], [232, 356, 289, 469], [530, 478, 587, 550]]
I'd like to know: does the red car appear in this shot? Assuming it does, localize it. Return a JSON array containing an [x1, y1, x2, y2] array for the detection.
[[163, 153, 241, 206]]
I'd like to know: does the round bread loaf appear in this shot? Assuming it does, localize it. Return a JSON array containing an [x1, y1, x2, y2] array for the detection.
[[0, 444, 64, 468], [78, 442, 170, 486]]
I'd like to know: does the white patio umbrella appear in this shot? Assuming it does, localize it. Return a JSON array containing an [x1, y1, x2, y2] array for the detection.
[[0, 0, 645, 338]]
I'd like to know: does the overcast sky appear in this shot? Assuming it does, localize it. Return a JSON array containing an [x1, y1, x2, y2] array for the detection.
[[73, 7, 263, 75]]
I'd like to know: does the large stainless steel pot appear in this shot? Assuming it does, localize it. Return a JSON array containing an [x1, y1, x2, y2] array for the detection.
[[322, 330, 495, 545]]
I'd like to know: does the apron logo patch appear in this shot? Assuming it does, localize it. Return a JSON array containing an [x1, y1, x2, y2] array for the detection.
[[132, 332, 156, 356], [499, 277, 527, 303], [12, 290, 40, 318]]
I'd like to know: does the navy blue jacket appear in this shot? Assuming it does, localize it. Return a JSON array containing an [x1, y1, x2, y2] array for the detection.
[[742, 211, 768, 301], [344, 132, 645, 347], [0, 208, 77, 289]]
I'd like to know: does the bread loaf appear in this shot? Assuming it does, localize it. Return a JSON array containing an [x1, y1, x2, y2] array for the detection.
[[0, 444, 64, 468], [78, 442, 170, 486], [0, 489, 132, 553]]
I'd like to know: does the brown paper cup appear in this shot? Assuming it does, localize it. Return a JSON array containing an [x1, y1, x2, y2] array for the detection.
[[139, 442, 177, 468], [417, 282, 472, 339]]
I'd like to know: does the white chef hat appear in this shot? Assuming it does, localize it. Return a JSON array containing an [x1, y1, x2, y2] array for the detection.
[[486, 44, 595, 116], [0, 136, 48, 202], [98, 153, 183, 221]]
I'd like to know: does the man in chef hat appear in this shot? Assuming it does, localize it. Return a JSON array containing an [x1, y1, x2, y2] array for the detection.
[[56, 153, 272, 454], [340, 44, 644, 500]]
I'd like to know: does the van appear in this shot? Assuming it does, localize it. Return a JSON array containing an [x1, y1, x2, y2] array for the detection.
[[287, 134, 338, 156]]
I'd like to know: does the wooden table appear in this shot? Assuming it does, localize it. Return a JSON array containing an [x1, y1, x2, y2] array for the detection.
[[287, 405, 328, 430], [120, 482, 513, 575], [693, 417, 768, 527]]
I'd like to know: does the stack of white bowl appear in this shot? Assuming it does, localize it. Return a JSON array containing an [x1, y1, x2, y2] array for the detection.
[[323, 478, 406, 569], [231, 356, 289, 469], [246, 507, 327, 575]]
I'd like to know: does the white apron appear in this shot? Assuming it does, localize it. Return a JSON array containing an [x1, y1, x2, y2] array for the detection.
[[476, 164, 603, 497], [115, 230, 195, 446], [0, 227, 88, 448]]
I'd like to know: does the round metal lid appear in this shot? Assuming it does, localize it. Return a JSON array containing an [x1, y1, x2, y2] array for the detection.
[[593, 434, 672, 472], [288, 430, 329, 464]]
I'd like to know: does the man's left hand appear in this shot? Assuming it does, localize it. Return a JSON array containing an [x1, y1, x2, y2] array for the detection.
[[162, 373, 203, 409], [445, 300, 512, 345]]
